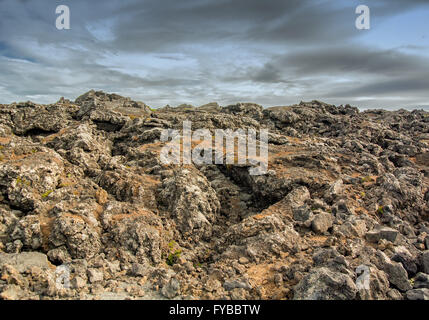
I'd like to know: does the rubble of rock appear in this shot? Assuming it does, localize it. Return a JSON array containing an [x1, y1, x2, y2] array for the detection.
[[0, 91, 428, 300]]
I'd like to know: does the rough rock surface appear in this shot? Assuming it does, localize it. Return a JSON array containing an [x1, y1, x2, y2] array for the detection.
[[0, 92, 428, 300]]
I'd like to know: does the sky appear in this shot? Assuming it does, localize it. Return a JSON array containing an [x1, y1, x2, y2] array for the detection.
[[0, 0, 428, 110]]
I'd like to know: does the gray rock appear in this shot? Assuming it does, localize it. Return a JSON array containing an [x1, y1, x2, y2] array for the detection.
[[375, 251, 412, 292], [293, 267, 357, 300], [222, 103, 263, 121], [0, 252, 51, 273], [365, 230, 381, 243], [103, 208, 163, 265], [10, 102, 72, 135], [392, 247, 418, 277], [75, 90, 151, 123], [219, 215, 301, 263], [413, 273, 429, 289], [332, 200, 354, 220], [67, 259, 88, 279], [386, 288, 403, 300], [10, 215, 42, 250], [71, 276, 87, 289], [47, 246, 72, 264], [284, 186, 310, 209], [406, 288, 429, 300], [158, 167, 220, 241], [357, 266, 390, 300], [293, 205, 313, 222], [312, 248, 348, 270], [311, 212, 333, 234], [223, 279, 252, 291], [0, 148, 64, 211], [129, 263, 148, 277], [324, 179, 343, 203], [161, 277, 180, 299], [366, 226, 399, 243], [49, 214, 101, 260], [87, 268, 104, 283], [335, 216, 367, 238]]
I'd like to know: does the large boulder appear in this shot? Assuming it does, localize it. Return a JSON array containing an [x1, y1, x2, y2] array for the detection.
[[75, 90, 151, 131], [45, 123, 111, 171], [422, 251, 429, 274], [49, 214, 101, 260], [9, 102, 76, 136], [373, 250, 412, 292], [219, 214, 301, 263], [293, 267, 358, 300], [158, 168, 220, 241], [101, 202, 164, 265], [0, 147, 64, 211]]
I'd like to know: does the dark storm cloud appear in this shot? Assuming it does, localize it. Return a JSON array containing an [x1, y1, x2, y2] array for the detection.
[[253, 46, 429, 80], [2, 0, 428, 53], [245, 44, 429, 107], [110, 0, 429, 50], [112, 0, 311, 50]]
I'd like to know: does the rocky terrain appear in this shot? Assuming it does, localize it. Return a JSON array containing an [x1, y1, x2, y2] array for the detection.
[[0, 90, 428, 300]]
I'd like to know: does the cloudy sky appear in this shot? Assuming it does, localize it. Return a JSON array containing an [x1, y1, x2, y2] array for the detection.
[[0, 0, 428, 109]]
